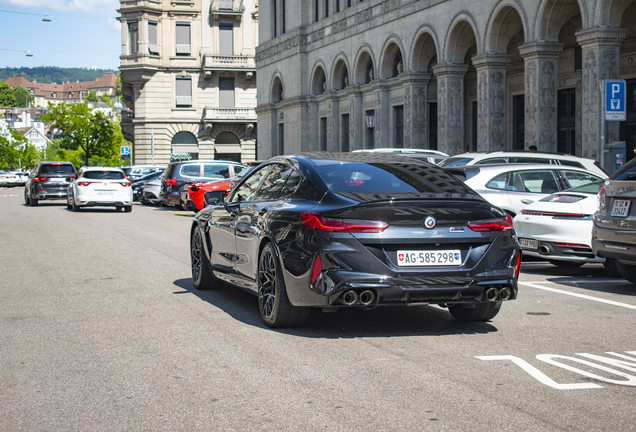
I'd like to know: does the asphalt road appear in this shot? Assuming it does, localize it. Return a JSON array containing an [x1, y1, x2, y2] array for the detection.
[[1, 188, 635, 431]]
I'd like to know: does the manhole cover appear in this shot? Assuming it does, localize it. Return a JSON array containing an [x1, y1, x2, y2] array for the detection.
[[527, 312, 551, 316]]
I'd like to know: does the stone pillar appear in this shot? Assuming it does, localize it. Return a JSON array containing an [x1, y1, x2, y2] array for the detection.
[[374, 84, 389, 147], [402, 73, 431, 149], [520, 42, 562, 152], [576, 27, 626, 161], [347, 88, 362, 151], [327, 95, 340, 152], [201, 0, 212, 56], [432, 64, 468, 155], [473, 55, 511, 152]]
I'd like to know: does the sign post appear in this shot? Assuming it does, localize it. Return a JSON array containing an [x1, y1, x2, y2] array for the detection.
[[601, 80, 627, 169]]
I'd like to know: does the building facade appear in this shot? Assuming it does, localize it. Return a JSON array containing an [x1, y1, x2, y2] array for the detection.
[[118, 0, 259, 165], [255, 0, 636, 162]]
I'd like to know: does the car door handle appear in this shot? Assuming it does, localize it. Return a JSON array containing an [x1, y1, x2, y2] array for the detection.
[[521, 199, 534, 205]]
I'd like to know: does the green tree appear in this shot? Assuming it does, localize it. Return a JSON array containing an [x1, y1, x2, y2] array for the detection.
[[115, 72, 122, 97], [0, 82, 16, 107], [41, 103, 125, 167], [85, 90, 99, 103], [100, 93, 113, 107], [0, 127, 38, 169], [13, 86, 34, 108]]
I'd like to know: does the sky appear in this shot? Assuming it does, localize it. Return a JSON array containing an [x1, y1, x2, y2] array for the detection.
[[0, 0, 121, 70]]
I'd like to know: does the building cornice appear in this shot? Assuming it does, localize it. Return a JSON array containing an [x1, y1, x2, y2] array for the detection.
[[576, 27, 627, 46]]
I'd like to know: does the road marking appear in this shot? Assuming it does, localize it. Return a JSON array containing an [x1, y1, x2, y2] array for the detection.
[[519, 281, 636, 310], [525, 279, 627, 284]]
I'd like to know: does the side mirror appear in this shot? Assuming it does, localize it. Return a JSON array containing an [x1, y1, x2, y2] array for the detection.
[[204, 191, 226, 206]]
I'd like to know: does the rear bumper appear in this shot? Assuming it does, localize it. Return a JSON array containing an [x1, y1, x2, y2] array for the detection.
[[78, 201, 130, 208], [35, 190, 68, 200], [592, 224, 636, 263]]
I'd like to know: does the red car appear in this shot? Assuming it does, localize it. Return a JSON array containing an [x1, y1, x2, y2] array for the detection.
[[184, 180, 231, 211]]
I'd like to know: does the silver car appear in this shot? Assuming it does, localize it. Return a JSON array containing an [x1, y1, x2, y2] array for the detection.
[[592, 158, 636, 283]]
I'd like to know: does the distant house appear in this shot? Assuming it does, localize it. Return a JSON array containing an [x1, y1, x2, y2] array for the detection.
[[1, 108, 50, 151], [4, 73, 117, 107], [16, 126, 50, 152]]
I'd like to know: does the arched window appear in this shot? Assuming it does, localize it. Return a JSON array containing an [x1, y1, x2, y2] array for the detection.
[[365, 59, 374, 84], [171, 131, 199, 162], [392, 50, 403, 78]]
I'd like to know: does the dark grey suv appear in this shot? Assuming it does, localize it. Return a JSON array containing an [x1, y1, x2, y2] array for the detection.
[[592, 157, 636, 283], [158, 160, 246, 208], [24, 162, 77, 206]]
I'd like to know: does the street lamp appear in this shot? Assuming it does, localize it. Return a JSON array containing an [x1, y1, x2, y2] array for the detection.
[[26, 51, 33, 57], [42, 15, 52, 22]]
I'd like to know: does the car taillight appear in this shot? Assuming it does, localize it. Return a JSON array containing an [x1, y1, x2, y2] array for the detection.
[[300, 212, 389, 233], [310, 254, 322, 285], [514, 251, 522, 279], [120, 182, 131, 187], [164, 178, 177, 186], [78, 181, 94, 187], [597, 185, 606, 212], [467, 214, 514, 232], [35, 176, 47, 182]]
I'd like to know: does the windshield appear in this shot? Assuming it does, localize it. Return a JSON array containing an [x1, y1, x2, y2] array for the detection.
[[437, 156, 475, 168], [83, 171, 125, 180], [563, 179, 604, 194], [40, 164, 75, 174], [314, 162, 471, 196]]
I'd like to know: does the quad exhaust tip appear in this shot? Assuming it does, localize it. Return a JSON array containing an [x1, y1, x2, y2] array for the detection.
[[342, 290, 358, 306], [359, 290, 375, 306], [485, 288, 499, 302]]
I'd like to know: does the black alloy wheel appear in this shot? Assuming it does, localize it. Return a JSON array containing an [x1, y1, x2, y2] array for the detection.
[[449, 301, 502, 322], [190, 226, 222, 290], [257, 243, 309, 328]]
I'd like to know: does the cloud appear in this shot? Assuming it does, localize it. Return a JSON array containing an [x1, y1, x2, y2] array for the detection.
[[0, 0, 119, 12], [107, 16, 121, 33]]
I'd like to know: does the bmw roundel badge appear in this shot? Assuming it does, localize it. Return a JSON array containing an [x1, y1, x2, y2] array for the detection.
[[424, 216, 436, 229]]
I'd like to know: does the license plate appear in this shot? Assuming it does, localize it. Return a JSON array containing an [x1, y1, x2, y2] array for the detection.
[[96, 190, 114, 196], [397, 250, 462, 266], [611, 200, 631, 217], [519, 238, 539, 250], [49, 178, 65, 182]]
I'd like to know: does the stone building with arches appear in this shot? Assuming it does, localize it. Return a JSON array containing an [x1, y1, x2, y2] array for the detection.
[[255, 0, 636, 163], [118, 0, 259, 165]]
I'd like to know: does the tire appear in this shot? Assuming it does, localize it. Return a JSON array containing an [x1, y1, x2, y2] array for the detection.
[[67, 196, 72, 209], [449, 302, 502, 322], [124, 206, 132, 213], [603, 258, 620, 277], [616, 261, 636, 284], [30, 195, 38, 206], [548, 260, 584, 269], [116, 206, 123, 211], [24, 188, 30, 205], [191, 226, 223, 290], [72, 200, 80, 212], [258, 243, 310, 328]]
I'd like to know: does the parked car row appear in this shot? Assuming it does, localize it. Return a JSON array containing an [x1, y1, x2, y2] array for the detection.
[[0, 171, 28, 187]]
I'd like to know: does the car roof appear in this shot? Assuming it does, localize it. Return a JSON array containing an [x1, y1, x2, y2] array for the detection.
[[352, 148, 449, 156], [448, 151, 595, 161], [273, 152, 442, 167], [82, 167, 125, 172], [446, 163, 599, 172], [171, 160, 243, 165]]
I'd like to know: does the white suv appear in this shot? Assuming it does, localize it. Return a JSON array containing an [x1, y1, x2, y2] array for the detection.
[[67, 167, 133, 212], [438, 151, 606, 177]]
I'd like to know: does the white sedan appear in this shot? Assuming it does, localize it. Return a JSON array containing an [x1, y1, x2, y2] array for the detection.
[[67, 167, 133, 212], [0, 171, 19, 187], [445, 164, 607, 216], [513, 180, 605, 268]]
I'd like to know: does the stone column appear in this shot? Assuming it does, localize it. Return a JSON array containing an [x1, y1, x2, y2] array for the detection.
[[473, 55, 511, 152], [520, 42, 562, 152], [402, 73, 431, 149], [201, 0, 213, 56], [432, 64, 468, 155], [347, 88, 362, 151], [374, 84, 389, 147], [576, 27, 626, 161]]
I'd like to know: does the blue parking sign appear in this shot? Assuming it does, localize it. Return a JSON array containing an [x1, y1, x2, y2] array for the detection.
[[605, 80, 626, 121], [120, 146, 130, 156]]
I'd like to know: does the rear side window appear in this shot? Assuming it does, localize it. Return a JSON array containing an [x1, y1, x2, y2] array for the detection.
[[314, 162, 469, 195], [83, 171, 125, 180], [163, 164, 176, 179], [562, 170, 600, 188], [512, 157, 551, 164], [233, 165, 246, 175], [517, 170, 559, 193], [438, 157, 474, 167], [558, 160, 585, 169], [181, 164, 201, 177], [477, 157, 508, 165], [203, 164, 230, 179], [40, 164, 75, 174]]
